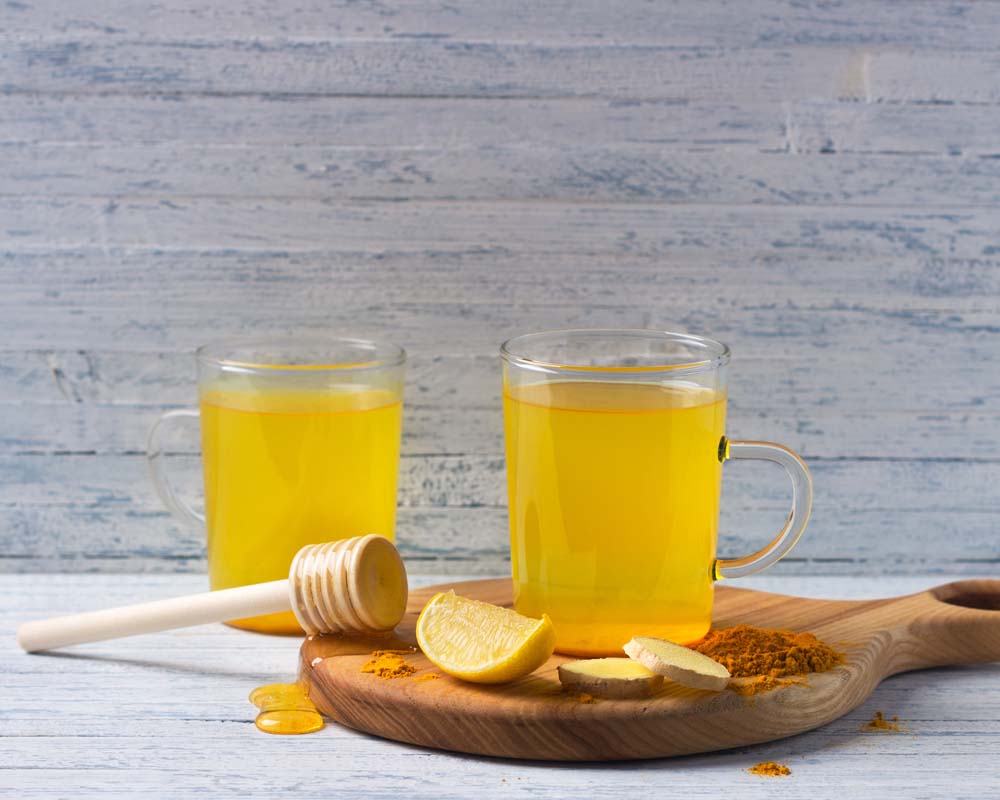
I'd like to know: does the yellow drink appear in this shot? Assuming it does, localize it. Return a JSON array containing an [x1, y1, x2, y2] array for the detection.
[[200, 385, 402, 634], [504, 380, 726, 655]]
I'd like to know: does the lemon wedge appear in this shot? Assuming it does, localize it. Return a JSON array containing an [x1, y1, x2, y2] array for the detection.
[[415, 590, 556, 684]]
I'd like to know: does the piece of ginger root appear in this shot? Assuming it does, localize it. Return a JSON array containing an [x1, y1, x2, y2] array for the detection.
[[623, 636, 730, 692], [557, 658, 663, 699]]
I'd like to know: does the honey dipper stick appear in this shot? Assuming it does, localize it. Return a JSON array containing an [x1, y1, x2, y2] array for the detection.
[[16, 535, 407, 652]]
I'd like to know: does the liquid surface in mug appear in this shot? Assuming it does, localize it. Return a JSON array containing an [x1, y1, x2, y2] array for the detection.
[[504, 380, 726, 656], [200, 385, 402, 634]]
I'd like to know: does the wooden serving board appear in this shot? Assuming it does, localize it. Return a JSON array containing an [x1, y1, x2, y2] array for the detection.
[[300, 578, 1000, 761]]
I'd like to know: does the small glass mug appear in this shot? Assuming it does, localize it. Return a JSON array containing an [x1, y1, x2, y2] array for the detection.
[[501, 329, 812, 656], [147, 336, 406, 634]]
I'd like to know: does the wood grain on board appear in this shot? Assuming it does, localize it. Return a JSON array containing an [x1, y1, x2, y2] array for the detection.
[[301, 576, 1000, 760], [1, 0, 997, 574]]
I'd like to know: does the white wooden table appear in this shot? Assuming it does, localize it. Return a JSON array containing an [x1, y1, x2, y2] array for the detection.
[[4, 573, 998, 799]]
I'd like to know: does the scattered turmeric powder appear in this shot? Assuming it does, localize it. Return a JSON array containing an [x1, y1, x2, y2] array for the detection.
[[691, 624, 842, 685], [729, 675, 808, 697], [749, 761, 791, 777], [414, 673, 442, 683], [862, 711, 902, 732], [361, 649, 418, 679]]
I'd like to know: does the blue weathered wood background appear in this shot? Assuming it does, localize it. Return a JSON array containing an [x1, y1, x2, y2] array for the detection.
[[1, 1, 997, 575]]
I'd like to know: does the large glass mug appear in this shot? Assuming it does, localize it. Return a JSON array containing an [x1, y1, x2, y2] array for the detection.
[[146, 336, 406, 634], [501, 329, 812, 656]]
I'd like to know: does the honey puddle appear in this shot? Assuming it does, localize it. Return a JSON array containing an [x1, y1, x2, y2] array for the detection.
[[249, 683, 324, 735]]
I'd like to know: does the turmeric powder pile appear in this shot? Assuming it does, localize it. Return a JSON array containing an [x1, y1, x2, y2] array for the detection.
[[862, 711, 902, 732], [691, 624, 842, 695], [749, 761, 791, 777], [565, 690, 597, 704], [361, 649, 418, 679]]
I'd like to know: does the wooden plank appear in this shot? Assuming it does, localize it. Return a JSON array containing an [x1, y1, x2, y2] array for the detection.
[[4, 95, 998, 159], [789, 100, 1000, 157], [4, 454, 997, 514], [0, 95, 787, 149], [1, 276, 998, 406], [0, 300, 997, 395], [1, 345, 999, 453], [0, 728, 996, 798], [5, 403, 999, 461], [7, 252, 1000, 304], [3, 40, 999, 102], [0, 701, 997, 797], [0, 504, 513, 572], [0, 454, 996, 573], [4, 199, 996, 257], [0, 403, 504, 457], [5, 1, 999, 49], [4, 144, 999, 206], [6, 251, 1000, 308], [0, 500, 997, 575]]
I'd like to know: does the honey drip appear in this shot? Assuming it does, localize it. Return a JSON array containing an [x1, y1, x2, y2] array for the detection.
[[249, 683, 324, 735]]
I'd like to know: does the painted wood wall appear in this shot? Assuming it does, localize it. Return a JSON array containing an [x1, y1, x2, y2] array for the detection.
[[2, 1, 998, 575]]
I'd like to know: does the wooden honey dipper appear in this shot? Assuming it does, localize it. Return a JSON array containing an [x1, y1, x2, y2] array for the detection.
[[17, 535, 408, 653]]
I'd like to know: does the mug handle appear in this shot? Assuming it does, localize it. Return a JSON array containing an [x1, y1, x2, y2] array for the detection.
[[146, 408, 205, 529], [714, 437, 813, 580]]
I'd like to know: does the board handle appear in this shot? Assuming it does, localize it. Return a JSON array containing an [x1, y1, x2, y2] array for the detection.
[[879, 579, 1000, 674]]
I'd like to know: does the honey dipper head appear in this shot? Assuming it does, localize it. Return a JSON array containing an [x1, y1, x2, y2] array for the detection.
[[288, 535, 408, 636]]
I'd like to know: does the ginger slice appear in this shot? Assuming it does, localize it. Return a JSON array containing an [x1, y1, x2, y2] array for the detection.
[[623, 636, 731, 692], [557, 658, 663, 699]]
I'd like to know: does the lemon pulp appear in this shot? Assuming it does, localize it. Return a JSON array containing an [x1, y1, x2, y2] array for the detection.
[[415, 590, 555, 684]]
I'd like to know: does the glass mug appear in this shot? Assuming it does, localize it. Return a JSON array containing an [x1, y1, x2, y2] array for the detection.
[[501, 329, 812, 656], [147, 336, 405, 634]]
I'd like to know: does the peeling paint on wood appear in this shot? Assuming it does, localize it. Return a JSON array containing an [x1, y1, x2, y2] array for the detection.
[[4, 454, 999, 514], [4, 40, 1000, 103], [1, 454, 997, 574], [4, 95, 998, 158], [3, 199, 997, 257], [6, 404, 1000, 460], [5, 1, 1000, 49], [5, 145, 1000, 206]]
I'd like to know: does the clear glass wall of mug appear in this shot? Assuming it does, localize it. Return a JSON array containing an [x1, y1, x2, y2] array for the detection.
[[501, 330, 812, 656], [147, 337, 405, 634]]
